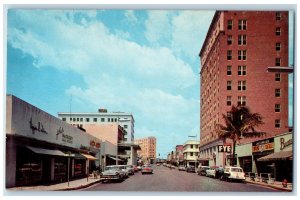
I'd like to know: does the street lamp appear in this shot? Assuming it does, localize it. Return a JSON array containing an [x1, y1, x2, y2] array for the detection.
[[66, 151, 71, 187]]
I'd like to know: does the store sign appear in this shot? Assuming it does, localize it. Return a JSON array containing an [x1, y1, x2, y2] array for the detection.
[[90, 140, 101, 149], [62, 134, 73, 144], [29, 117, 48, 134], [218, 145, 232, 153], [252, 138, 274, 153], [280, 138, 292, 150]]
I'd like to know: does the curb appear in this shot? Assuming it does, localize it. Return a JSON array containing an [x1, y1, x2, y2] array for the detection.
[[245, 181, 292, 192], [55, 179, 102, 191]]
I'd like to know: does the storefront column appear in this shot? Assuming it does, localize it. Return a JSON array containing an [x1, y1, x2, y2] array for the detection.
[[71, 159, 75, 177], [85, 160, 89, 175], [50, 158, 55, 181], [6, 138, 16, 188], [252, 155, 257, 173]]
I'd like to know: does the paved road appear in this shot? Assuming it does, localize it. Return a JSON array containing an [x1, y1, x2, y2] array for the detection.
[[82, 166, 279, 192]]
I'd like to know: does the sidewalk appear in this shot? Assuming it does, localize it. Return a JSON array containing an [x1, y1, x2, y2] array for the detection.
[[7, 176, 293, 192], [7, 177, 102, 191], [245, 178, 293, 192]]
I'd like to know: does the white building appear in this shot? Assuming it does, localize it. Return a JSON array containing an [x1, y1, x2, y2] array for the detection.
[[183, 140, 200, 167], [57, 110, 135, 143]]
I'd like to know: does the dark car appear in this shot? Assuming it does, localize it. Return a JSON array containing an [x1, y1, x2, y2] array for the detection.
[[197, 166, 210, 176], [186, 166, 196, 173]]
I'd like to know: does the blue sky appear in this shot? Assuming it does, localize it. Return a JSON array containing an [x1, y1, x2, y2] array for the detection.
[[6, 9, 294, 157]]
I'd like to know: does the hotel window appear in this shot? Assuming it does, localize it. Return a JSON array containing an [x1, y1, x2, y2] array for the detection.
[[275, 58, 281, 66], [227, 50, 232, 60], [124, 125, 128, 128], [227, 96, 232, 106], [238, 35, 247, 45], [108, 118, 110, 122], [276, 43, 281, 51], [191, 145, 194, 149], [80, 118, 83, 122], [227, 20, 233, 30], [275, 104, 281, 112], [115, 118, 118, 122], [227, 35, 233, 45], [275, 73, 281, 81], [275, 88, 281, 97], [62, 118, 66, 121], [275, 119, 281, 128], [238, 65, 247, 75], [238, 96, 246, 106], [73, 118, 76, 121], [70, 118, 72, 121], [227, 81, 232, 90], [238, 50, 247, 60], [227, 65, 232, 75], [93, 118, 97, 122], [101, 118, 105, 122], [77, 118, 79, 121], [238, 81, 246, 91], [86, 118, 90, 122], [276, 12, 281, 20], [227, 112, 232, 119], [276, 27, 281, 36], [190, 152, 194, 156], [238, 20, 247, 30]]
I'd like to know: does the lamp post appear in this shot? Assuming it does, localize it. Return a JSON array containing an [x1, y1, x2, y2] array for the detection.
[[67, 151, 71, 187]]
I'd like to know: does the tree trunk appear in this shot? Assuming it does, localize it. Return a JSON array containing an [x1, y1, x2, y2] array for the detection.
[[231, 140, 236, 166]]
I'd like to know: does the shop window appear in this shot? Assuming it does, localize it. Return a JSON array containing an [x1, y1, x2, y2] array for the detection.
[[54, 157, 67, 181], [74, 159, 85, 176]]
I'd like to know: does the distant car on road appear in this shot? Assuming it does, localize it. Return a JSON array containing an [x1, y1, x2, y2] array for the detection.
[[197, 166, 210, 176], [133, 165, 139, 172], [221, 166, 245, 182], [206, 166, 219, 178], [186, 166, 196, 173], [141, 164, 153, 174], [126, 165, 135, 175], [178, 165, 186, 171]]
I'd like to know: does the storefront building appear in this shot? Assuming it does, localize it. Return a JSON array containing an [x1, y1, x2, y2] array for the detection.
[[235, 132, 292, 182], [6, 95, 101, 188]]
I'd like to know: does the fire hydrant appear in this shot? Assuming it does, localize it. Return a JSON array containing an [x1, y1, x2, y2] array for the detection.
[[282, 179, 288, 188]]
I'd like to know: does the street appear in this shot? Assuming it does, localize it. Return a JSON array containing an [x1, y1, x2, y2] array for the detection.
[[82, 165, 279, 192]]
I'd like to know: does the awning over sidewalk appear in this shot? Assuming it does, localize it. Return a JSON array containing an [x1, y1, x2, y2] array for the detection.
[[257, 150, 293, 162], [26, 146, 67, 156], [80, 153, 98, 160]]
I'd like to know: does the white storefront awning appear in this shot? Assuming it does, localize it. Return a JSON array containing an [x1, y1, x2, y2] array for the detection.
[[26, 146, 67, 156]]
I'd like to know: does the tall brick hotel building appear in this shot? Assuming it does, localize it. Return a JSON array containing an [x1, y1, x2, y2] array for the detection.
[[198, 11, 291, 168]]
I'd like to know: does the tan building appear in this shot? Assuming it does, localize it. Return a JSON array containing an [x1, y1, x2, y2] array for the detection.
[[135, 137, 156, 163]]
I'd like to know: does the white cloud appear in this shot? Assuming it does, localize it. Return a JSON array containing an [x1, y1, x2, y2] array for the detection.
[[124, 10, 138, 24], [8, 10, 203, 154]]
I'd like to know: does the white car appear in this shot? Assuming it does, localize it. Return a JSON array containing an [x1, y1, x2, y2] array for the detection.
[[206, 166, 218, 178], [100, 165, 124, 182], [222, 166, 246, 182]]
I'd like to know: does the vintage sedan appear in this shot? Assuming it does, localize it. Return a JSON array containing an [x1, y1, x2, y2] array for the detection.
[[178, 165, 186, 171], [141, 164, 153, 174], [221, 166, 245, 182], [206, 166, 219, 178], [197, 166, 210, 176], [100, 165, 124, 182], [186, 166, 196, 173]]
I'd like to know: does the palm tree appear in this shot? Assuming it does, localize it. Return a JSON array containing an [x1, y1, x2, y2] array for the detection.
[[216, 105, 265, 166]]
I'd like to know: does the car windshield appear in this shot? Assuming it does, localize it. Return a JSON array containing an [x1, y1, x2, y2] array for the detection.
[[105, 166, 119, 171], [231, 168, 243, 172]]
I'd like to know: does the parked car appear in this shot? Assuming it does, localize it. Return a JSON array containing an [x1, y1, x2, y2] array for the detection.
[[156, 163, 161, 166], [133, 165, 139, 172], [178, 165, 186, 171], [116, 165, 129, 178], [100, 165, 124, 182], [206, 166, 218, 177], [197, 166, 210, 176], [126, 165, 135, 175], [137, 165, 142, 171], [141, 164, 153, 174], [186, 166, 196, 173], [221, 166, 245, 182]]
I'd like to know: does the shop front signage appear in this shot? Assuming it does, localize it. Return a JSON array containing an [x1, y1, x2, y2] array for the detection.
[[252, 138, 274, 153], [90, 140, 101, 149], [280, 138, 292, 150], [218, 145, 232, 153], [29, 117, 48, 134]]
